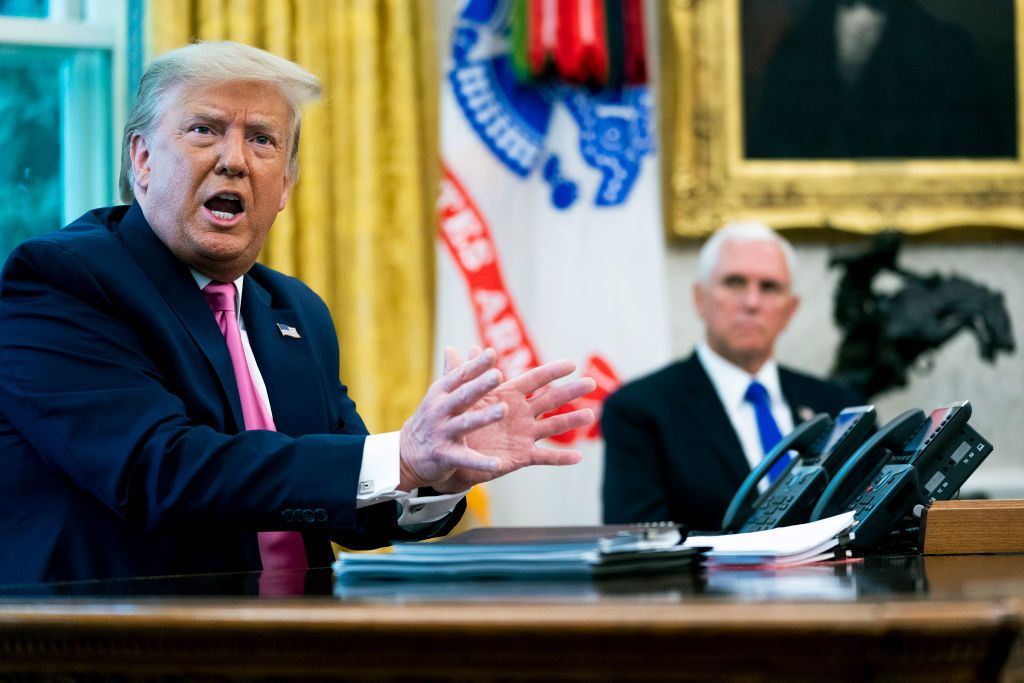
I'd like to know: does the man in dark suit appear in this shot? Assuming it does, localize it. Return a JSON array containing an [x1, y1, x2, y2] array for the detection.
[[0, 41, 594, 585], [602, 222, 860, 531]]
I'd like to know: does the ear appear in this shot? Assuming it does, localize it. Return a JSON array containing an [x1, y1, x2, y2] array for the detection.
[[692, 282, 709, 322], [129, 133, 151, 198], [781, 293, 801, 327], [278, 173, 294, 212]]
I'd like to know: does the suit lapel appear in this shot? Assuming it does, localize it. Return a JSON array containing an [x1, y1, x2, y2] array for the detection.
[[115, 202, 245, 431], [780, 369, 817, 425], [677, 355, 751, 485], [240, 277, 325, 437]]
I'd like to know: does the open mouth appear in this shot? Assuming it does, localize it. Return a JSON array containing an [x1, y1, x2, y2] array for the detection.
[[204, 193, 244, 221]]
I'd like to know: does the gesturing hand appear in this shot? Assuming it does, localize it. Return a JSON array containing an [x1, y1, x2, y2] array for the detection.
[[397, 347, 597, 493], [397, 348, 509, 492], [427, 347, 596, 494]]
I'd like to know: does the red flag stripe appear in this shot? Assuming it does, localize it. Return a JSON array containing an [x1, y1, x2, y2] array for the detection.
[[438, 165, 543, 381]]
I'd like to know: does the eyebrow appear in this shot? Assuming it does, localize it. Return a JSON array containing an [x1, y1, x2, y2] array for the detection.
[[719, 273, 788, 287], [182, 109, 285, 137]]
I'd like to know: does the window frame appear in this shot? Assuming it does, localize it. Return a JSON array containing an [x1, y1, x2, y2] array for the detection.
[[0, 0, 127, 224]]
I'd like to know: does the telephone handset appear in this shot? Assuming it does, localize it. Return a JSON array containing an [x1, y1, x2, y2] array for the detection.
[[722, 406, 877, 533], [810, 408, 926, 523], [721, 413, 832, 532], [812, 400, 993, 551]]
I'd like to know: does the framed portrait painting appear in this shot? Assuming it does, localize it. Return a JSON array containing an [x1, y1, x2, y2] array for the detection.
[[661, 0, 1024, 238]]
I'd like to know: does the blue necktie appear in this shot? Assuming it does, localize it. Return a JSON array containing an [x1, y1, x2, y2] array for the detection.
[[744, 380, 788, 482]]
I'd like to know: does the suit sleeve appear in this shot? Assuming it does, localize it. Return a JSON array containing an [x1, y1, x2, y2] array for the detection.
[[601, 390, 672, 524], [0, 238, 450, 544], [294, 292, 465, 544]]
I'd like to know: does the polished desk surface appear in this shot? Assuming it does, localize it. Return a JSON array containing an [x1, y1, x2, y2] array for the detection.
[[3, 555, 1024, 681]]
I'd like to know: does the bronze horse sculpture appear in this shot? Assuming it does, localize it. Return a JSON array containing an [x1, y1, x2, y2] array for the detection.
[[830, 231, 1015, 398]]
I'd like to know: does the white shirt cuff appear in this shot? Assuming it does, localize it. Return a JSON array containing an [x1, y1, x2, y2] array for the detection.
[[356, 431, 466, 527], [356, 432, 402, 503], [395, 488, 467, 527]]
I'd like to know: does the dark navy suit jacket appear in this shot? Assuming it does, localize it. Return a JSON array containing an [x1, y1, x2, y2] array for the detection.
[[601, 353, 862, 531], [0, 203, 462, 584]]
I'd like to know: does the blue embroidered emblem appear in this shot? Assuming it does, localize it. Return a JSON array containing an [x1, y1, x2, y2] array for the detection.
[[561, 88, 654, 207], [542, 155, 578, 210]]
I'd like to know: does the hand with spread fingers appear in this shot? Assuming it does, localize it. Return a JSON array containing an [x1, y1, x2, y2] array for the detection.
[[398, 348, 510, 492], [401, 347, 596, 494]]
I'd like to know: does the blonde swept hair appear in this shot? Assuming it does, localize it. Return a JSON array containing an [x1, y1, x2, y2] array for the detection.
[[118, 41, 322, 202]]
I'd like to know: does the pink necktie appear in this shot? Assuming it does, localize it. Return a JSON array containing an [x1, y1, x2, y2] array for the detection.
[[203, 281, 308, 574]]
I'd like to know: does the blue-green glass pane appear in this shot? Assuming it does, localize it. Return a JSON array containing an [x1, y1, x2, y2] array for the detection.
[[0, 55, 61, 257], [0, 0, 47, 18]]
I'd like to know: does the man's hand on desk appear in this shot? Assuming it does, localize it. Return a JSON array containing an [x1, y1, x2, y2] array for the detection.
[[398, 347, 595, 494]]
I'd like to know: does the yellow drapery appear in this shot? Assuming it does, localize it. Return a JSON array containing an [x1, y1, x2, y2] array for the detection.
[[149, 0, 437, 434], [148, 0, 491, 526]]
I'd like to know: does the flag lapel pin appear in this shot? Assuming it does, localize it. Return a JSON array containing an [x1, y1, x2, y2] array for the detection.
[[276, 322, 301, 339]]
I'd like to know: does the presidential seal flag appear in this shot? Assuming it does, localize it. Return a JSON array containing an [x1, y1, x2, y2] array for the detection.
[[436, 0, 670, 525]]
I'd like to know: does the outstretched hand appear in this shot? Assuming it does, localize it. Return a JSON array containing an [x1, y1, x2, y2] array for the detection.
[[398, 348, 508, 492], [398, 347, 596, 494]]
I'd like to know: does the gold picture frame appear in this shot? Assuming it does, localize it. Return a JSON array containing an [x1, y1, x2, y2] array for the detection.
[[661, 0, 1024, 239]]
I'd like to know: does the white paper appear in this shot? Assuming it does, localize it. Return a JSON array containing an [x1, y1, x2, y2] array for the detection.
[[683, 511, 856, 556]]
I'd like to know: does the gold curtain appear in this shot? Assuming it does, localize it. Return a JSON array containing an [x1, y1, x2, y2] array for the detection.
[[149, 0, 438, 433]]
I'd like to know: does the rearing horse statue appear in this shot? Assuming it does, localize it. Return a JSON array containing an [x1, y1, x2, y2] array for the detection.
[[829, 231, 1015, 398]]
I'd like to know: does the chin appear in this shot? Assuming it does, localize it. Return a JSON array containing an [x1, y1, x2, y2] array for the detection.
[[726, 345, 771, 364], [192, 232, 251, 257], [727, 338, 767, 354], [190, 246, 253, 277]]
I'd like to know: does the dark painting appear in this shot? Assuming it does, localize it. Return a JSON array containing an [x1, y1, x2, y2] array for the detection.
[[742, 0, 1018, 159]]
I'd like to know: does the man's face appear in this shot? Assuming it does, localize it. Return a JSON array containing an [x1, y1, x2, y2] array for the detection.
[[693, 239, 799, 373], [129, 80, 294, 281]]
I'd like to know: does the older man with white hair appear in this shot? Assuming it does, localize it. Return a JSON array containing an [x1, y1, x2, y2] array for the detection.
[[602, 222, 861, 531]]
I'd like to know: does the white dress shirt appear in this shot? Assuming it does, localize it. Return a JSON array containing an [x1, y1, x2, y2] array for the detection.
[[192, 272, 464, 526], [695, 343, 795, 478]]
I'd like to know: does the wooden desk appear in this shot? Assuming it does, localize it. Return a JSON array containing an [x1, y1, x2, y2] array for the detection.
[[3, 555, 1024, 682]]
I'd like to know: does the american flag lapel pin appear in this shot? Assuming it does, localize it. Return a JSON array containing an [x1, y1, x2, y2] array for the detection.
[[276, 322, 301, 339]]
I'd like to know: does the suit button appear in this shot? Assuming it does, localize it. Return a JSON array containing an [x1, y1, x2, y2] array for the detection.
[[282, 509, 295, 523], [302, 508, 316, 523], [315, 508, 328, 523]]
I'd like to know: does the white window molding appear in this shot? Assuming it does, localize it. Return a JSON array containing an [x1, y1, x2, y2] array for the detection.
[[0, 0, 126, 225]]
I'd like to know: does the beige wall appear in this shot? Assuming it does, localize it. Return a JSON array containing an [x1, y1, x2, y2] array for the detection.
[[667, 239, 1024, 499]]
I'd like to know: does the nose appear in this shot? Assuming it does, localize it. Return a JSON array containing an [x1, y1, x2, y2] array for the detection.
[[215, 130, 248, 177], [740, 283, 762, 308]]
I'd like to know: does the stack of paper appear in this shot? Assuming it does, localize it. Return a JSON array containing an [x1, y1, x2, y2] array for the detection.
[[333, 525, 704, 581], [683, 511, 856, 568]]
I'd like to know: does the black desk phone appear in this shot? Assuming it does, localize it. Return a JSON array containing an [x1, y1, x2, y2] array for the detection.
[[721, 406, 876, 532], [810, 400, 994, 551]]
